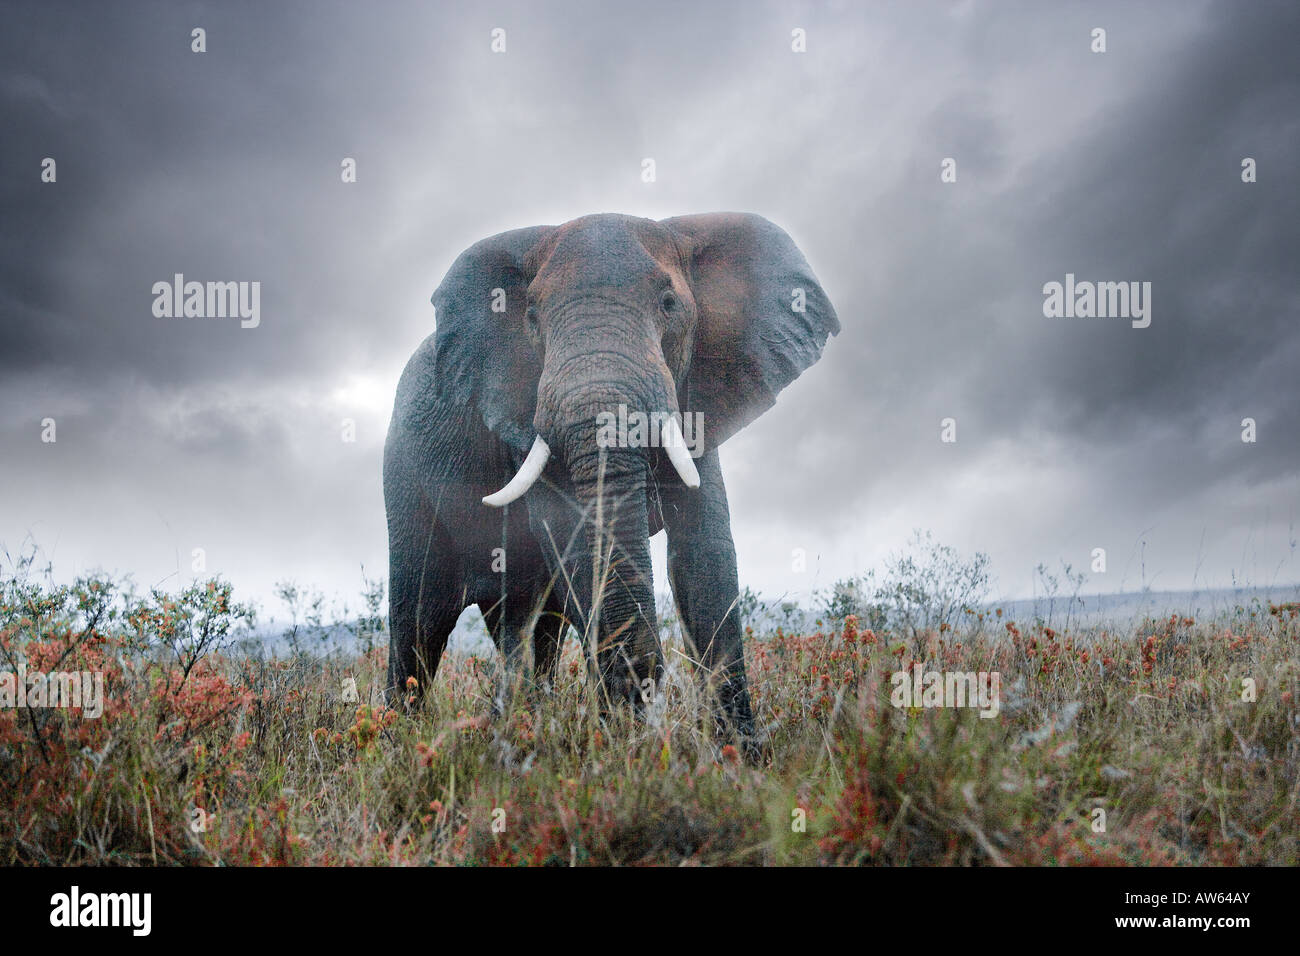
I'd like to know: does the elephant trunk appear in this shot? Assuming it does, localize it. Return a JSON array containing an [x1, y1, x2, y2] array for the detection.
[[562, 415, 662, 705], [518, 306, 685, 703]]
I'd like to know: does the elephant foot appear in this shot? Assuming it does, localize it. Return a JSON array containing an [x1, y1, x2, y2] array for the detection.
[[712, 684, 766, 765]]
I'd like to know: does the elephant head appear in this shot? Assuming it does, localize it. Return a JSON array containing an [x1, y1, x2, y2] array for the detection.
[[429, 212, 838, 709]]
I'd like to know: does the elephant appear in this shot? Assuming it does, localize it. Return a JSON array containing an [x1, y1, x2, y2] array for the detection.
[[384, 212, 838, 754]]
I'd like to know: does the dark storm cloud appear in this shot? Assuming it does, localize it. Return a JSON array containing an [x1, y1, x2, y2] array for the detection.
[[1, 0, 1296, 607], [719, 0, 1299, 596], [2, 2, 437, 388]]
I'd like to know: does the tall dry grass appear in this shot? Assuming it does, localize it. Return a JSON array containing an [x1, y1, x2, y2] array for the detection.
[[1, 558, 1297, 865]]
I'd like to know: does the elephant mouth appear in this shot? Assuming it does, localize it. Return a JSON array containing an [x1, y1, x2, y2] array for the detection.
[[481, 416, 699, 508]]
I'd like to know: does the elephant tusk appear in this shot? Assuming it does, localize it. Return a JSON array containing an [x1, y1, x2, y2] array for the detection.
[[483, 435, 551, 507], [661, 416, 701, 489]]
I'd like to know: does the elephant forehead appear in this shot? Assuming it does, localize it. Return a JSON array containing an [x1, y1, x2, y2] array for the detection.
[[531, 215, 686, 292]]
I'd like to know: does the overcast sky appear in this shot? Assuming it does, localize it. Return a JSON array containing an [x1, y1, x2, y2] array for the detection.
[[2, 0, 1297, 621]]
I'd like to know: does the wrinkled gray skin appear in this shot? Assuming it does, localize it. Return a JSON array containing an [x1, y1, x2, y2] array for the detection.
[[385, 213, 838, 756]]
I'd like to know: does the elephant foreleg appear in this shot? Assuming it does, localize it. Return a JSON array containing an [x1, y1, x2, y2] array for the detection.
[[385, 494, 463, 706], [661, 448, 759, 758]]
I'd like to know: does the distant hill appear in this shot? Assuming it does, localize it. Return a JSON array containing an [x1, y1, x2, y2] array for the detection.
[[990, 584, 1300, 629], [230, 584, 1300, 659]]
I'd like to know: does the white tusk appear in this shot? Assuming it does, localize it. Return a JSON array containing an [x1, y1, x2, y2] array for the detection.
[[483, 436, 551, 507], [661, 416, 701, 489]]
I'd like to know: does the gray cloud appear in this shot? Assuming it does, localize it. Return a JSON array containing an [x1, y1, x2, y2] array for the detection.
[[1, 0, 1296, 613]]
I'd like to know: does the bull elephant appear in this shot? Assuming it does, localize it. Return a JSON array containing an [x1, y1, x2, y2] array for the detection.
[[384, 212, 838, 754]]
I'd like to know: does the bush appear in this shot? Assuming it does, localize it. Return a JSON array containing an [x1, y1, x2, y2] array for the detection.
[[821, 530, 991, 636]]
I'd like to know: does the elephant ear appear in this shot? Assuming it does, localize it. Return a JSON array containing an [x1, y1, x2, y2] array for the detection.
[[662, 213, 840, 450], [430, 225, 553, 453]]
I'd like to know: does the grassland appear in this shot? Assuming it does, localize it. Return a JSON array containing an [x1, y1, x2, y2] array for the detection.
[[1, 560, 1297, 866]]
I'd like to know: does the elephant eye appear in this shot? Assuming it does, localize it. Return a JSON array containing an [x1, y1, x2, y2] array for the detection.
[[525, 305, 540, 333], [659, 289, 682, 315]]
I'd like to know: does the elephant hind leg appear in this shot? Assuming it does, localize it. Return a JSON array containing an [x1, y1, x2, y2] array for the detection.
[[481, 587, 543, 715], [480, 585, 572, 713], [532, 590, 573, 686], [479, 589, 526, 670]]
